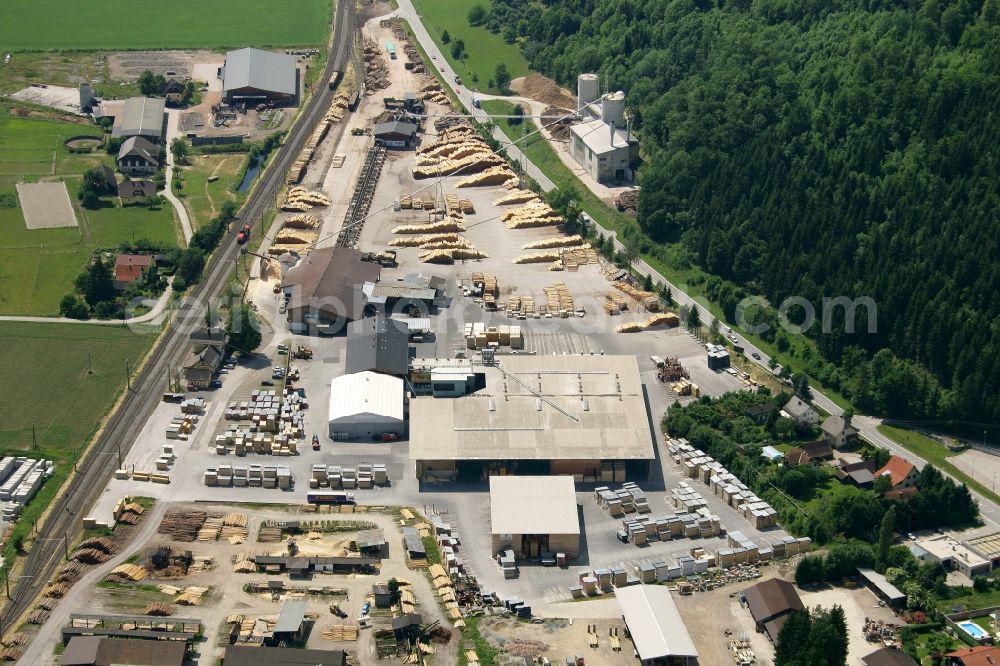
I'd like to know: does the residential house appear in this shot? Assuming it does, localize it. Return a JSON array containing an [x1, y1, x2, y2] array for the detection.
[[183, 327, 227, 389], [784, 440, 834, 468], [782, 397, 819, 429], [162, 78, 185, 105], [97, 165, 118, 196], [875, 455, 919, 490], [117, 136, 161, 176], [945, 645, 1000, 665], [113, 254, 153, 291], [821, 414, 859, 448], [373, 120, 418, 149], [118, 179, 157, 205], [836, 460, 876, 488], [741, 578, 805, 644], [746, 403, 773, 425], [861, 647, 918, 666]]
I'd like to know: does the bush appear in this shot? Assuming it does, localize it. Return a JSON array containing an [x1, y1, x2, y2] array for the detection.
[[468, 3, 487, 25], [59, 294, 90, 319], [171, 276, 187, 292]]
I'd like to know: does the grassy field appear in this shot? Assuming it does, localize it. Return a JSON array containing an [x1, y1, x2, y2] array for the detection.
[[0, 107, 180, 315], [409, 0, 530, 93], [177, 154, 245, 229], [0, 0, 331, 51], [878, 425, 1000, 507]]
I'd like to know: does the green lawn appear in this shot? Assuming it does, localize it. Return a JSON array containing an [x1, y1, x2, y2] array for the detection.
[[177, 154, 245, 229], [0, 0, 331, 50], [0, 108, 180, 315], [409, 0, 530, 93], [878, 425, 1000, 507]]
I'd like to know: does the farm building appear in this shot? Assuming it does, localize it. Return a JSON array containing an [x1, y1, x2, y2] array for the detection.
[[857, 568, 906, 609], [409, 355, 655, 482], [741, 578, 805, 644], [614, 585, 698, 665], [328, 371, 404, 440], [345, 316, 409, 376], [222, 48, 297, 104], [116, 136, 161, 176], [110, 97, 166, 142], [373, 120, 418, 148], [222, 645, 347, 666], [489, 476, 580, 560], [113, 254, 153, 290], [118, 179, 157, 205], [59, 635, 186, 666], [279, 247, 381, 334]]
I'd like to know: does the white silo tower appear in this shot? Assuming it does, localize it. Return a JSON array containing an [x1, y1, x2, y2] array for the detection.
[[577, 73, 600, 114], [601, 91, 626, 127]]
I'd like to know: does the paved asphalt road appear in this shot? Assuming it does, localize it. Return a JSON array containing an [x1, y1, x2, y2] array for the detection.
[[394, 0, 1000, 530]]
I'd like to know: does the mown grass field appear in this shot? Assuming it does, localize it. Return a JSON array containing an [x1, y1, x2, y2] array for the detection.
[[178, 154, 245, 229], [409, 0, 530, 92], [0, 107, 180, 315], [0, 0, 331, 51]]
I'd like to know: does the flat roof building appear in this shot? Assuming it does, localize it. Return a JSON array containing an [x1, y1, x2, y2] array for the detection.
[[614, 585, 698, 665], [345, 316, 409, 376], [409, 355, 655, 483], [280, 247, 381, 334], [223, 645, 346, 666], [912, 534, 992, 580], [328, 371, 404, 440], [111, 96, 166, 141], [222, 48, 297, 104], [490, 476, 580, 560]]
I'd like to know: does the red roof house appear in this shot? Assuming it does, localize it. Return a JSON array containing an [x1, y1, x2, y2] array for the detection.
[[875, 455, 919, 490], [114, 254, 153, 289]]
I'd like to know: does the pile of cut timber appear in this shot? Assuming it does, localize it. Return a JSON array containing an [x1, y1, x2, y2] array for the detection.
[[233, 552, 257, 573], [560, 246, 598, 270], [323, 624, 360, 641], [222, 514, 249, 541], [176, 587, 208, 605], [257, 525, 282, 543], [494, 189, 540, 206], [144, 602, 174, 616], [158, 510, 207, 542], [78, 537, 117, 555], [106, 564, 149, 583], [501, 202, 563, 229], [522, 235, 585, 250], [615, 189, 640, 212], [512, 251, 560, 265], [198, 515, 225, 541], [399, 195, 436, 210], [418, 248, 488, 264], [611, 281, 660, 311], [413, 152, 504, 179], [456, 166, 516, 188], [274, 229, 317, 245], [604, 292, 628, 314], [43, 584, 69, 599], [72, 548, 110, 565], [282, 186, 331, 211], [392, 220, 465, 234], [282, 214, 320, 229], [363, 39, 389, 93], [389, 233, 462, 247], [26, 610, 49, 624], [543, 283, 574, 313], [58, 563, 83, 584]]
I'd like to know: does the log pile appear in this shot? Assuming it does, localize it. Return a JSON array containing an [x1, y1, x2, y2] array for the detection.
[[363, 39, 389, 94], [494, 189, 540, 206], [26, 610, 49, 625], [282, 214, 320, 229], [144, 602, 174, 616], [615, 189, 640, 212], [289, 93, 352, 184], [522, 235, 585, 250], [176, 586, 208, 605], [501, 202, 563, 229], [72, 548, 110, 565], [58, 563, 83, 584], [274, 229, 316, 245], [389, 232, 463, 247], [198, 515, 225, 541], [106, 563, 149, 583], [222, 514, 249, 542], [418, 248, 489, 264], [456, 166, 517, 188], [392, 221, 465, 234], [512, 251, 560, 265], [615, 312, 680, 332], [43, 584, 69, 599], [258, 525, 282, 543], [158, 510, 207, 542], [233, 552, 257, 573], [282, 186, 331, 211]]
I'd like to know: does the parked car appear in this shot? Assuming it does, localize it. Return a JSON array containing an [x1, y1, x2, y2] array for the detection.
[[210, 379, 222, 389], [261, 380, 274, 386], [751, 352, 761, 360]]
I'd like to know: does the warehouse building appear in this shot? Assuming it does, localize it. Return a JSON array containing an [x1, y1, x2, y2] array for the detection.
[[328, 371, 404, 440], [362, 273, 442, 316], [614, 585, 698, 665], [490, 476, 580, 560], [222, 47, 298, 104], [345, 316, 409, 376], [110, 96, 166, 142], [374, 120, 418, 148], [280, 247, 381, 334], [60, 636, 186, 666], [223, 646, 346, 666], [409, 355, 655, 482], [741, 578, 805, 644]]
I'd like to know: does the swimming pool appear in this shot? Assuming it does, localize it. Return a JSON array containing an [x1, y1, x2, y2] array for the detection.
[[958, 620, 989, 640]]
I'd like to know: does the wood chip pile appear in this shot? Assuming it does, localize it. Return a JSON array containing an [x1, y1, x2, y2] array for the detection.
[[501, 202, 563, 229], [158, 510, 207, 542], [542, 105, 575, 140]]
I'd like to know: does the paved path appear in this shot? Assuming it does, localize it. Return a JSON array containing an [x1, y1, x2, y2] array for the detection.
[[163, 108, 194, 244], [0, 279, 175, 327], [15, 502, 168, 666], [394, 0, 1000, 531]]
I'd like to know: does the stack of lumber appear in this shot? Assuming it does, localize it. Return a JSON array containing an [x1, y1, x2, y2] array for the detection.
[[323, 624, 360, 641], [418, 239, 476, 251], [198, 515, 225, 541], [544, 283, 574, 313], [119, 501, 146, 525], [221, 514, 249, 541], [144, 602, 174, 616], [158, 510, 207, 542], [157, 584, 181, 595], [43, 584, 69, 599], [512, 251, 560, 265], [615, 322, 643, 333], [274, 229, 316, 245], [560, 246, 598, 270], [456, 166, 516, 188], [392, 220, 465, 234], [605, 292, 628, 314], [189, 556, 215, 572], [611, 281, 660, 311], [283, 186, 331, 210], [501, 202, 563, 229], [389, 232, 462, 247], [401, 588, 417, 613], [282, 214, 320, 229], [176, 587, 208, 605], [233, 552, 257, 573], [258, 525, 282, 543], [419, 248, 488, 264], [419, 77, 448, 104], [4, 634, 27, 647], [412, 152, 504, 179], [522, 235, 585, 250], [106, 564, 149, 583], [494, 189, 540, 206]]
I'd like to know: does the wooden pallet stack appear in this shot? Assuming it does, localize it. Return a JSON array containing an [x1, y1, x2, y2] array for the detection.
[[544, 282, 574, 314], [323, 624, 360, 641]]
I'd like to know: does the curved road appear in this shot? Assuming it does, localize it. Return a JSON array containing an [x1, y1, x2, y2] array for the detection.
[[6, 0, 357, 656], [396, 0, 1000, 529]]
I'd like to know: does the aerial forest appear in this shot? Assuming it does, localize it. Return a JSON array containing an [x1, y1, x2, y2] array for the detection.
[[485, 0, 1000, 423]]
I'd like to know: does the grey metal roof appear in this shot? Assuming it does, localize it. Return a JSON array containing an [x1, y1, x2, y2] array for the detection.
[[346, 316, 409, 376], [374, 120, 417, 138], [858, 568, 906, 602], [274, 600, 308, 633], [281, 247, 381, 320], [117, 136, 161, 166], [223, 48, 297, 97], [111, 97, 165, 139], [614, 585, 698, 660], [490, 476, 579, 536]]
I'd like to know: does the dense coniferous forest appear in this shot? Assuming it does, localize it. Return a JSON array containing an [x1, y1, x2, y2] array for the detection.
[[486, 0, 1000, 422]]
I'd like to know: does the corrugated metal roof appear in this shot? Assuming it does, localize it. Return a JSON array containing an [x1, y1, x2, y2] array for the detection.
[[614, 585, 698, 660], [328, 371, 404, 423], [111, 97, 165, 139], [489, 476, 579, 536], [857, 568, 906, 602], [274, 600, 308, 633], [223, 48, 297, 96]]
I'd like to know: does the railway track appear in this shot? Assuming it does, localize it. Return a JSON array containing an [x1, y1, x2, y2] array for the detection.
[[1, 0, 357, 635]]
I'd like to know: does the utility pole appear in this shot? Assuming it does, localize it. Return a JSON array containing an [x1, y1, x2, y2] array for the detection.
[[125, 359, 131, 391], [63, 531, 69, 560], [87, 353, 93, 374], [31, 424, 36, 450]]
